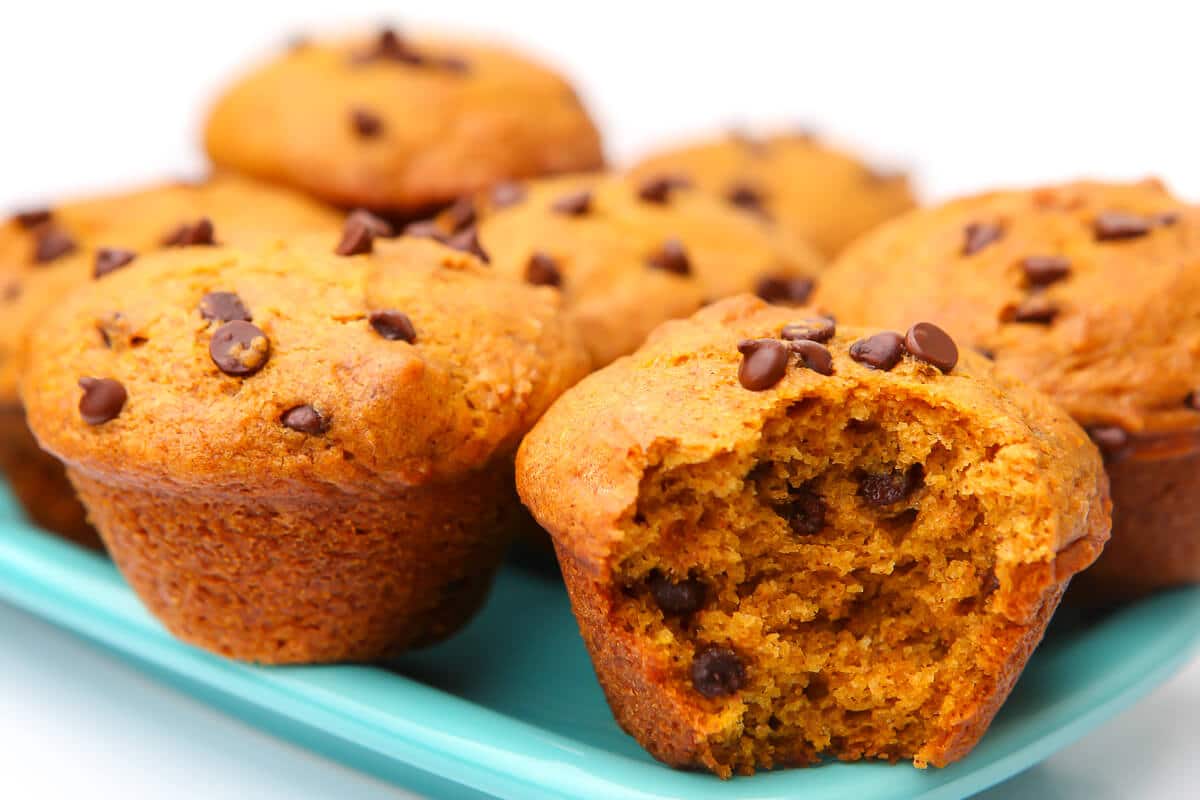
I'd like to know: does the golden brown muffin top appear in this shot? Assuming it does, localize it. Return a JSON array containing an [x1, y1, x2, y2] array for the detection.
[[629, 130, 916, 257], [203, 28, 605, 212], [0, 175, 342, 405], [440, 172, 825, 367], [22, 234, 589, 492], [817, 179, 1200, 452]]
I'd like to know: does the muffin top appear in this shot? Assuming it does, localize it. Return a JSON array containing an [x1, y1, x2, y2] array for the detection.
[[629, 130, 916, 257], [22, 233, 589, 492], [0, 175, 341, 404], [430, 173, 825, 367], [204, 27, 605, 212], [817, 179, 1200, 453]]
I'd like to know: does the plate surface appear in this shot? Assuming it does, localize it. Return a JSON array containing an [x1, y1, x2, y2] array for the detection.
[[0, 490, 1197, 800]]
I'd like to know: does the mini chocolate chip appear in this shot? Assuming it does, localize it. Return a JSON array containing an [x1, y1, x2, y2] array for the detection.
[[849, 331, 905, 371], [636, 174, 689, 204], [351, 28, 424, 65], [962, 222, 1004, 256], [445, 226, 490, 263], [551, 190, 592, 216], [351, 107, 383, 138], [209, 320, 270, 377], [737, 339, 789, 391], [445, 198, 476, 232], [335, 215, 376, 256], [1011, 294, 1058, 324], [1154, 211, 1180, 227], [526, 252, 562, 287], [755, 275, 814, 305], [790, 339, 834, 375], [34, 225, 77, 263], [646, 239, 691, 275], [13, 208, 52, 229], [859, 465, 923, 506], [782, 485, 826, 535], [369, 310, 417, 342], [726, 182, 767, 214], [93, 248, 136, 279], [162, 218, 215, 247], [905, 322, 958, 373], [1022, 255, 1071, 286], [781, 317, 835, 343], [1086, 425, 1129, 459], [1094, 211, 1151, 241], [691, 646, 746, 698], [491, 182, 526, 208], [648, 572, 706, 615], [347, 209, 395, 238], [199, 291, 252, 323], [78, 377, 127, 425], [281, 404, 331, 435], [975, 346, 996, 360]]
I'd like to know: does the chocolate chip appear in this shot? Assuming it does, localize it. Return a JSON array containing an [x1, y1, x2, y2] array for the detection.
[[1187, 391, 1200, 411], [33, 225, 77, 263], [691, 646, 746, 698], [445, 198, 476, 232], [1154, 211, 1180, 227], [737, 339, 789, 391], [93, 248, 136, 279], [209, 320, 270, 377], [962, 222, 1004, 256], [351, 27, 424, 65], [975, 346, 996, 360], [281, 404, 331, 435], [1022, 255, 1071, 286], [904, 322, 958, 373], [1094, 211, 1151, 241], [781, 485, 826, 535], [78, 377, 127, 425], [849, 331, 905, 371], [636, 174, 689, 204], [347, 209, 395, 238], [789, 339, 834, 376], [1086, 425, 1129, 459], [648, 572, 706, 615], [781, 317, 835, 343], [646, 238, 691, 275], [490, 182, 526, 209], [335, 215, 376, 256], [199, 291, 252, 323], [526, 252, 562, 287], [859, 465, 923, 506], [351, 107, 383, 138], [1011, 294, 1058, 324], [445, 226, 490, 263], [551, 190, 591, 216], [726, 182, 767, 214], [13, 208, 51, 229], [755, 275, 814, 305], [162, 218, 215, 247], [369, 310, 417, 342]]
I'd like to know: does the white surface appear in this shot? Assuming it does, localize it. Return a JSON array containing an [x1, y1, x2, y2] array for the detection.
[[1, 1, 1198, 797]]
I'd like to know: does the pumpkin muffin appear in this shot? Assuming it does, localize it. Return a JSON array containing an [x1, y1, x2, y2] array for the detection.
[[629, 130, 916, 257], [204, 26, 604, 214], [423, 173, 825, 367], [1, 175, 340, 545], [517, 296, 1109, 777], [21, 228, 588, 663], [817, 179, 1200, 602]]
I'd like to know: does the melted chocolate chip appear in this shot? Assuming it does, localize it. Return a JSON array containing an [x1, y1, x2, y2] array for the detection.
[[781, 484, 826, 535], [445, 198, 476, 232], [78, 377, 127, 425], [1087, 425, 1129, 459], [13, 208, 52, 229], [199, 291, 252, 323], [646, 239, 691, 275], [93, 248, 136, 279], [781, 317, 835, 343], [790, 339, 834, 375], [691, 646, 746, 698], [209, 320, 270, 377], [636, 174, 689, 204], [737, 339, 789, 390], [859, 465, 923, 506], [1094, 211, 1151, 241], [962, 222, 1004, 256], [445, 226, 490, 263], [755, 275, 814, 305], [369, 310, 417, 342], [551, 190, 592, 216], [904, 322, 958, 373], [648, 572, 706, 615], [281, 404, 331, 435], [1021, 255, 1071, 286], [490, 182, 526, 209], [34, 225, 77, 263], [849, 331, 905, 371], [526, 252, 562, 287], [351, 107, 384, 138], [162, 218, 215, 247], [347, 209, 395, 238], [726, 182, 767, 214], [1011, 294, 1058, 324]]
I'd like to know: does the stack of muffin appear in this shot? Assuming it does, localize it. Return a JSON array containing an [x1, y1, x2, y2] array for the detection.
[[6, 23, 1195, 779]]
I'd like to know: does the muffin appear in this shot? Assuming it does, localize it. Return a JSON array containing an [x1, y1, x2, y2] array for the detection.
[[424, 173, 825, 367], [517, 296, 1109, 776], [21, 229, 589, 663], [817, 179, 1199, 602], [204, 26, 605, 215], [629, 130, 916, 257], [0, 175, 340, 545]]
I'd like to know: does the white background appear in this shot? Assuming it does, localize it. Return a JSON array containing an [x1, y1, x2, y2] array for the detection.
[[2, 1, 1199, 797]]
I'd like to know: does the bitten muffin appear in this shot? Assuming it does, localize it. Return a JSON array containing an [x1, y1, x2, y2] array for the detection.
[[204, 26, 605, 214], [517, 296, 1109, 777], [817, 179, 1200, 602], [629, 130, 917, 257], [425, 173, 825, 367], [21, 230, 588, 663], [0, 175, 340, 545]]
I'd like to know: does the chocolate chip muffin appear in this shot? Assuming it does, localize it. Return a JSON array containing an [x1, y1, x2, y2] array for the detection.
[[817, 179, 1200, 602], [629, 130, 916, 257], [426, 173, 825, 367], [516, 296, 1109, 777], [0, 175, 340, 545], [204, 26, 605, 214], [21, 230, 588, 663]]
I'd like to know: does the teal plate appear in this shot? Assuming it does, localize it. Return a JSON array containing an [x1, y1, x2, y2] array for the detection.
[[0, 490, 1198, 800]]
